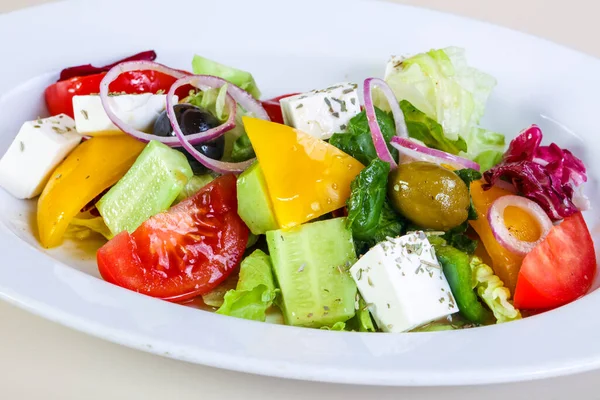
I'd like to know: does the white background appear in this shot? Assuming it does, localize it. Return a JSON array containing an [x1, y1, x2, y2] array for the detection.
[[1, 0, 600, 398]]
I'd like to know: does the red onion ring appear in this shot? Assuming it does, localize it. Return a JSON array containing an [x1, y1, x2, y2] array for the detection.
[[390, 136, 481, 171], [100, 61, 196, 145], [487, 195, 552, 255], [172, 127, 255, 174], [492, 179, 517, 193], [363, 78, 408, 167], [166, 75, 271, 173]]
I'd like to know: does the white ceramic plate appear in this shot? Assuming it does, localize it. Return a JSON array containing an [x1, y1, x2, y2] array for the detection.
[[1, 0, 600, 387]]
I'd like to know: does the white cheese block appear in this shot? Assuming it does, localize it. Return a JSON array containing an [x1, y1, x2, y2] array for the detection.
[[279, 82, 361, 139], [0, 114, 82, 199], [384, 55, 405, 80], [72, 94, 177, 135], [350, 232, 458, 332]]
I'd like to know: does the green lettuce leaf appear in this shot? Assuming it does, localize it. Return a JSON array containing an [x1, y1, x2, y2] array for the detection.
[[329, 107, 398, 166], [384, 47, 504, 163], [192, 55, 261, 99], [470, 257, 521, 323], [184, 85, 254, 162], [466, 129, 506, 171], [400, 100, 466, 154], [176, 174, 214, 203], [320, 322, 347, 331], [230, 133, 255, 162], [216, 250, 278, 321]]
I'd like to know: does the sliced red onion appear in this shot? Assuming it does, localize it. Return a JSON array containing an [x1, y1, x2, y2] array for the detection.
[[487, 195, 553, 255], [492, 179, 517, 193], [100, 61, 194, 145], [390, 136, 481, 171], [363, 78, 408, 167]]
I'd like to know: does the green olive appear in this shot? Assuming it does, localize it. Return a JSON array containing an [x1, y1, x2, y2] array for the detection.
[[388, 162, 470, 230]]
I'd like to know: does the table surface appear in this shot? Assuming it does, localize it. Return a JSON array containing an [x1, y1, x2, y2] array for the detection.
[[2, 0, 600, 398]]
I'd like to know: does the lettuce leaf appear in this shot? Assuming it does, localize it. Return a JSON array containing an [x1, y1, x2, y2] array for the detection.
[[216, 250, 278, 321], [176, 175, 214, 203], [192, 55, 261, 99], [470, 256, 521, 323], [384, 47, 504, 164], [184, 85, 254, 162], [400, 100, 466, 155]]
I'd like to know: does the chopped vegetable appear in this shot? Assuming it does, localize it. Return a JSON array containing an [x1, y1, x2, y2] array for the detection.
[[192, 55, 261, 99], [244, 117, 363, 229], [468, 129, 505, 171], [216, 250, 279, 321], [430, 237, 494, 324], [266, 218, 357, 328], [384, 47, 500, 161], [37, 135, 145, 248], [58, 50, 157, 81], [97, 141, 193, 235], [236, 162, 278, 235], [346, 159, 404, 251], [469, 180, 531, 291], [68, 216, 113, 240], [487, 195, 552, 255], [400, 100, 466, 155], [329, 107, 398, 166], [514, 212, 596, 310], [176, 174, 214, 202], [484, 125, 588, 220], [349, 297, 377, 332], [97, 175, 249, 301], [470, 257, 521, 323]]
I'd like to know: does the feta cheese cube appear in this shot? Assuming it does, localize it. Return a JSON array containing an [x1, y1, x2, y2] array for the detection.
[[350, 232, 458, 332], [73, 94, 177, 135], [0, 114, 81, 199], [384, 55, 405, 80], [279, 82, 361, 139]]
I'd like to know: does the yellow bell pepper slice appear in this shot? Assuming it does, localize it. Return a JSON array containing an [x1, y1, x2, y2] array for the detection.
[[469, 180, 542, 292], [37, 135, 145, 248], [243, 117, 364, 229]]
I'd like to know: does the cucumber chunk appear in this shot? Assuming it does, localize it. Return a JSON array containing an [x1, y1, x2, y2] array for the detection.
[[97, 140, 193, 235], [237, 162, 278, 235], [266, 217, 357, 328]]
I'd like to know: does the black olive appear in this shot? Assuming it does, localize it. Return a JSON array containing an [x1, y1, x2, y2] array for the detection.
[[153, 104, 224, 174]]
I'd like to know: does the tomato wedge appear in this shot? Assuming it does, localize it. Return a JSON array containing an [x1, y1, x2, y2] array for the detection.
[[261, 93, 299, 124], [97, 174, 249, 301], [514, 212, 597, 310], [45, 71, 182, 118]]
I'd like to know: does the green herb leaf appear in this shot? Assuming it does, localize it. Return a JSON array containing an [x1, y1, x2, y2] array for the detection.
[[329, 107, 398, 166], [346, 159, 405, 253]]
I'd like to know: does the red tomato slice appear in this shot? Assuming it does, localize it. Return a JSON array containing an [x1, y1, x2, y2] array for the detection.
[[514, 212, 597, 310], [97, 175, 249, 302], [261, 93, 299, 124], [45, 70, 186, 118]]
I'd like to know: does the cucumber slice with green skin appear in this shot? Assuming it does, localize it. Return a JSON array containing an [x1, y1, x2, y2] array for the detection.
[[267, 217, 357, 328], [237, 162, 278, 235], [97, 140, 193, 235]]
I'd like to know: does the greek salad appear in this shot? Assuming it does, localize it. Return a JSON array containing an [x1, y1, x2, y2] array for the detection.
[[0, 48, 596, 332]]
